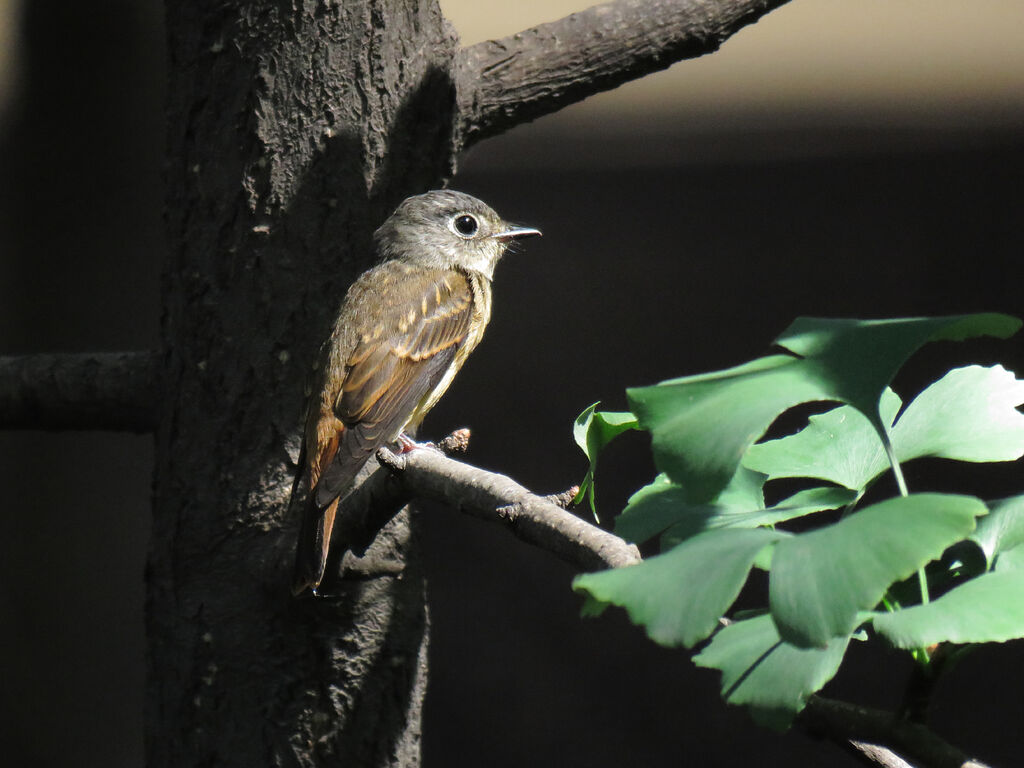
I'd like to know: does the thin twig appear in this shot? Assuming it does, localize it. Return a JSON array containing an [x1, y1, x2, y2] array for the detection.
[[435, 427, 471, 454], [542, 486, 580, 509]]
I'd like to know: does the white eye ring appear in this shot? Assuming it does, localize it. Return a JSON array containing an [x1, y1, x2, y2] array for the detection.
[[450, 213, 479, 238]]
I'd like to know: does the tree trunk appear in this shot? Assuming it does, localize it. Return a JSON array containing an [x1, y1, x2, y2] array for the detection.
[[152, 2, 457, 764]]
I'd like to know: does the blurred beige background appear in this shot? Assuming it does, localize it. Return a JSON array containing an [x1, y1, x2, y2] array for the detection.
[[0, 0, 20, 114], [442, 0, 1024, 123], [4, 1, 1022, 130]]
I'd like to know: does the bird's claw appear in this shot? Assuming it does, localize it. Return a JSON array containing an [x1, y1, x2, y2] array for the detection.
[[396, 433, 424, 453]]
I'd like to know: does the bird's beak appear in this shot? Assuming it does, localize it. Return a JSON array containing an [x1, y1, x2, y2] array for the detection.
[[492, 225, 542, 241]]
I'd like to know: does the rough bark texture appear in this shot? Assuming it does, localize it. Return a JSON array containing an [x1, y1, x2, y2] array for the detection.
[[375, 445, 641, 570], [153, 2, 457, 765], [456, 0, 790, 146]]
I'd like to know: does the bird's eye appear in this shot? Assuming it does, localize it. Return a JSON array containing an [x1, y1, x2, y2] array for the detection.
[[452, 214, 479, 237]]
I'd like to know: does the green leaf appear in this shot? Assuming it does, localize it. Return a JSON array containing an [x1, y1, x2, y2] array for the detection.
[[572, 403, 638, 518], [615, 468, 765, 546], [873, 568, 1024, 646], [660, 485, 857, 550], [769, 494, 985, 648], [573, 528, 781, 649], [745, 363, 1024, 493], [775, 314, 1021, 437], [743, 390, 901, 491], [613, 471, 853, 551], [628, 314, 1020, 504], [573, 404, 638, 460], [891, 365, 1024, 464], [745, 364, 1024, 497], [613, 475, 691, 545], [578, 592, 608, 618], [996, 544, 1024, 572], [754, 485, 859, 525], [971, 494, 1024, 568], [628, 355, 830, 503], [693, 614, 850, 729]]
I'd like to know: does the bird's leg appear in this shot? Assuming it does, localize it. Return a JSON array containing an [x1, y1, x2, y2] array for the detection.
[[396, 427, 473, 454], [396, 433, 423, 453]]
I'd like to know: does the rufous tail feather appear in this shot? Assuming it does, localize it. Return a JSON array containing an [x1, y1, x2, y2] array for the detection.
[[292, 494, 339, 595]]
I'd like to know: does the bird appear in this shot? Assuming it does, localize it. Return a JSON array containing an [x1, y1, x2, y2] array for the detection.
[[291, 189, 541, 595]]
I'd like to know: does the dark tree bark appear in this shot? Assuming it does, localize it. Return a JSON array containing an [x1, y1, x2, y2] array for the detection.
[[152, 2, 459, 765]]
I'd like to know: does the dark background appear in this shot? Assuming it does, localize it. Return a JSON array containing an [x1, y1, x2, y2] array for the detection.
[[1, 3, 1021, 767]]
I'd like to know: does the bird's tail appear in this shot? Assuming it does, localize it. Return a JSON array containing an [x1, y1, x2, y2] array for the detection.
[[291, 494, 339, 596]]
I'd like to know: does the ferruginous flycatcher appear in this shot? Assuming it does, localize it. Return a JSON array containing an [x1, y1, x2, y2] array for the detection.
[[292, 189, 540, 594]]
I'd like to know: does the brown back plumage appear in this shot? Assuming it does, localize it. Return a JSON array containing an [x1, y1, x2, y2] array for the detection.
[[292, 264, 478, 594], [291, 190, 539, 595], [317, 263, 476, 502]]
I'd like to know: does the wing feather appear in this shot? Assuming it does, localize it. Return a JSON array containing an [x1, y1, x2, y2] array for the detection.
[[313, 266, 474, 504]]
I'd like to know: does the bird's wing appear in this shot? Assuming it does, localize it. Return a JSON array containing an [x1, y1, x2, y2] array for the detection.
[[314, 266, 475, 505]]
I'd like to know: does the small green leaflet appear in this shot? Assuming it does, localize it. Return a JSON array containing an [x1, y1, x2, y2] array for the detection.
[[572, 403, 638, 521]]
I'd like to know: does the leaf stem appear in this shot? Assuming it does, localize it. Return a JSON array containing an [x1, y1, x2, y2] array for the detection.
[[880, 429, 930, 607], [916, 566, 930, 605], [881, 434, 909, 498]]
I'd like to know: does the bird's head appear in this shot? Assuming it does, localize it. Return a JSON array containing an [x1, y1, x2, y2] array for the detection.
[[373, 190, 541, 280]]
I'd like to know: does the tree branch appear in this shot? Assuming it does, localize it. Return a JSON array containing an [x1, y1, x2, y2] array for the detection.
[[0, 351, 159, 432], [372, 443, 641, 571], [801, 696, 994, 768], [344, 437, 994, 768], [455, 0, 792, 147]]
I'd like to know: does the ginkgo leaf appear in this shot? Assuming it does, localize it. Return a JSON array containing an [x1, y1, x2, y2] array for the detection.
[[574, 528, 781, 649], [694, 614, 850, 729], [873, 568, 1024, 647], [769, 494, 984, 648], [628, 314, 1020, 503]]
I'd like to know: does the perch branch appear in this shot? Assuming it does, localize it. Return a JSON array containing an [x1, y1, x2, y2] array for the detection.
[[373, 443, 640, 571], [0, 351, 159, 432], [455, 0, 792, 147]]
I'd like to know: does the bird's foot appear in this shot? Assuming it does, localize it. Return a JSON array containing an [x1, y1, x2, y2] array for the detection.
[[396, 433, 424, 453], [393, 429, 469, 456]]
